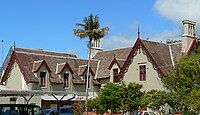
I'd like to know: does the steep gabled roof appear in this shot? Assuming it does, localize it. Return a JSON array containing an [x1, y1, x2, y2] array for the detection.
[[56, 62, 74, 74], [1, 47, 98, 85], [33, 60, 51, 73], [15, 47, 77, 58], [108, 57, 125, 70], [78, 65, 96, 76], [117, 38, 175, 81], [170, 43, 182, 61], [93, 47, 132, 79]]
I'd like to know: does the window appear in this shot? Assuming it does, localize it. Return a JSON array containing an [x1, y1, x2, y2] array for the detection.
[[10, 98, 16, 104], [40, 72, 46, 87], [63, 73, 69, 88], [113, 69, 118, 82], [85, 75, 90, 89], [139, 65, 146, 81]]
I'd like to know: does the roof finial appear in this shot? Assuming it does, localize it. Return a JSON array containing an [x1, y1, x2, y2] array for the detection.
[[2, 40, 4, 67], [14, 41, 16, 51], [137, 26, 140, 38], [114, 53, 116, 58]]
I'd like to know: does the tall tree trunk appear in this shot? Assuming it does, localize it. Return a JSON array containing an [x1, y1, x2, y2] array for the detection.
[[85, 39, 92, 114]]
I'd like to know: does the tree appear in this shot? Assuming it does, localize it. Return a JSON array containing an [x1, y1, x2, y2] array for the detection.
[[162, 49, 200, 114], [186, 88, 200, 113], [140, 89, 168, 114], [72, 98, 85, 115], [98, 82, 122, 114], [87, 82, 143, 114], [73, 14, 109, 112], [120, 82, 143, 113], [87, 97, 106, 114]]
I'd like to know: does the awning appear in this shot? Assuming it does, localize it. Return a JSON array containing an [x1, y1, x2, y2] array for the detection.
[[42, 95, 95, 101], [0, 90, 76, 104], [41, 94, 75, 101], [0, 90, 75, 96]]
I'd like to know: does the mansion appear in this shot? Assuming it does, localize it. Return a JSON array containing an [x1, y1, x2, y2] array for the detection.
[[0, 20, 198, 109]]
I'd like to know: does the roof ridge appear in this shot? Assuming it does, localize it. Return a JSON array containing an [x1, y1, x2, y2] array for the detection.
[[141, 39, 168, 45], [15, 47, 77, 56], [15, 50, 98, 62], [101, 46, 132, 52]]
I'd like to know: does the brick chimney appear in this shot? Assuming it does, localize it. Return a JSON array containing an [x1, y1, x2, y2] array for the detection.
[[181, 20, 196, 53]]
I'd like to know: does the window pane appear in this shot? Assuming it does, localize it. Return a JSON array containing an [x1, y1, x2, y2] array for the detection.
[[63, 73, 69, 88], [139, 65, 146, 81], [113, 69, 118, 82], [40, 72, 46, 87]]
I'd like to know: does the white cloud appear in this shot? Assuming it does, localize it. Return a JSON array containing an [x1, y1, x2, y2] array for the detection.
[[102, 29, 181, 50], [154, 0, 200, 25], [102, 34, 135, 49], [146, 28, 182, 43], [102, 0, 200, 50]]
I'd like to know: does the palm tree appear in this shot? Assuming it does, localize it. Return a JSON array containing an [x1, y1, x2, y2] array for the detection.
[[73, 14, 109, 113]]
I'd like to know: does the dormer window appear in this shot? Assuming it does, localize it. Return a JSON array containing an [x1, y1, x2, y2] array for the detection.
[[139, 65, 146, 81], [63, 73, 69, 88], [40, 72, 46, 87], [113, 68, 118, 83]]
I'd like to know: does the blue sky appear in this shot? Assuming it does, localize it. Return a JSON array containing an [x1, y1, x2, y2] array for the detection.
[[0, 0, 199, 65]]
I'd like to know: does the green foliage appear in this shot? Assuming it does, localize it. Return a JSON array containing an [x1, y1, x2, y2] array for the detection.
[[98, 82, 122, 113], [140, 89, 167, 114], [166, 39, 181, 44], [186, 88, 200, 113], [87, 97, 106, 114], [162, 51, 200, 113], [73, 14, 109, 43], [120, 82, 143, 112], [87, 82, 143, 114]]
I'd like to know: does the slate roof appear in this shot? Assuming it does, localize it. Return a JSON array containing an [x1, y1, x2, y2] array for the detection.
[[1, 38, 192, 84], [169, 43, 182, 62], [93, 47, 132, 78], [15, 47, 77, 58], [141, 39, 174, 74], [1, 47, 99, 85]]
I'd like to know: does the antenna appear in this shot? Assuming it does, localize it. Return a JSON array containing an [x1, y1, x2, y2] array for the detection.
[[2, 40, 4, 67]]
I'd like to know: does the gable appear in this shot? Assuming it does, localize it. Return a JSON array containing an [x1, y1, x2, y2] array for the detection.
[[117, 38, 173, 81], [33, 60, 51, 73], [5, 61, 28, 90], [93, 47, 132, 79], [56, 62, 74, 74], [122, 46, 165, 91], [108, 58, 123, 70], [80, 65, 95, 76], [1, 50, 31, 85]]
